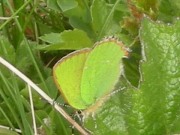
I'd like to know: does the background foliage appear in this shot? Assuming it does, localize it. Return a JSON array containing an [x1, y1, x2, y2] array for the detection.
[[0, 0, 180, 135]]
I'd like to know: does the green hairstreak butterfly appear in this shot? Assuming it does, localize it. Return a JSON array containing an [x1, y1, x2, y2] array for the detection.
[[53, 37, 128, 110]]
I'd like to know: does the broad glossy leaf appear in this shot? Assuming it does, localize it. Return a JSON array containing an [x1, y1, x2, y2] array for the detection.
[[84, 18, 180, 135]]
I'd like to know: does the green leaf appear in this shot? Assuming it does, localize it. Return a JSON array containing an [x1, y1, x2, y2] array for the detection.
[[57, 0, 78, 12], [0, 37, 16, 77], [38, 29, 93, 50], [47, 0, 61, 11], [91, 0, 122, 40], [84, 18, 180, 135], [136, 17, 180, 134], [0, 37, 15, 64], [158, 0, 180, 22], [50, 110, 71, 135], [57, 0, 93, 36]]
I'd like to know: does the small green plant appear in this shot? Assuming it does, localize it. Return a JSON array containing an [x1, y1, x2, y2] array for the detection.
[[0, 0, 180, 135]]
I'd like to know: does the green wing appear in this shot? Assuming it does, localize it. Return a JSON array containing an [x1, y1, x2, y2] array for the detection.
[[81, 40, 127, 105], [53, 49, 90, 109]]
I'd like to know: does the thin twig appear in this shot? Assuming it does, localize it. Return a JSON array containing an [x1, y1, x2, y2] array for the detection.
[[0, 125, 21, 133], [28, 85, 37, 135], [0, 57, 90, 135], [0, 16, 18, 20]]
